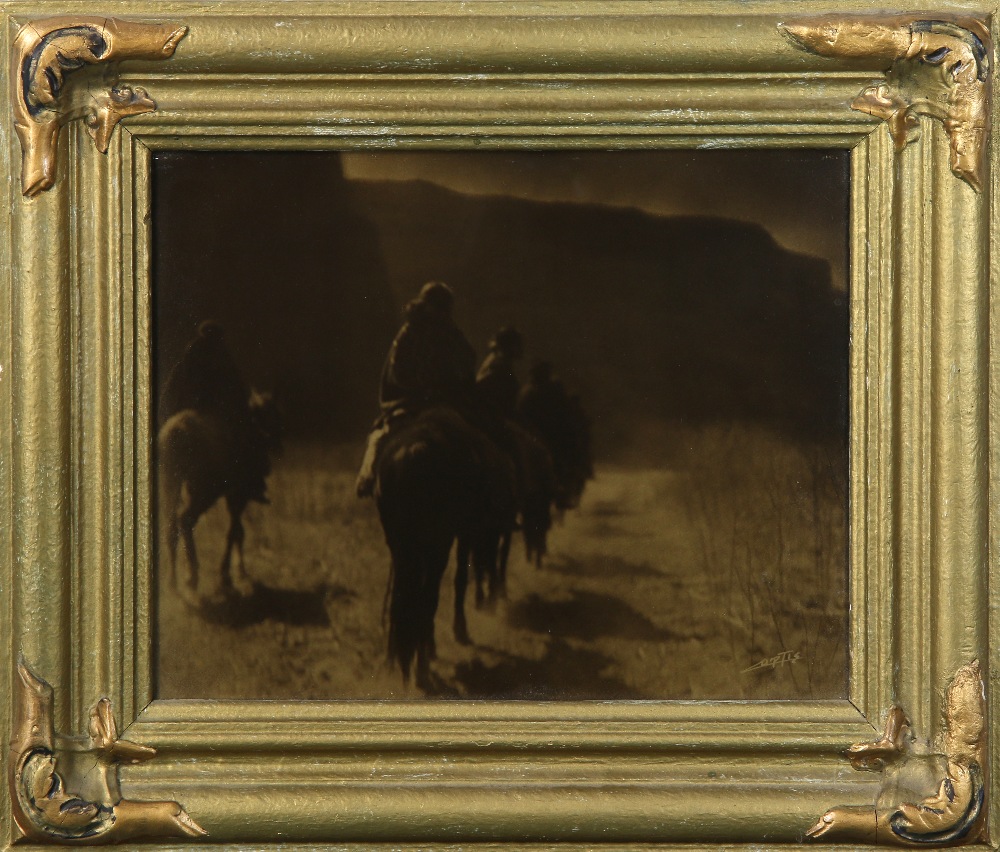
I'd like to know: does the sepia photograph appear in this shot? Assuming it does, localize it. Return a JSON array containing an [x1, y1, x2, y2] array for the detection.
[[153, 149, 849, 700]]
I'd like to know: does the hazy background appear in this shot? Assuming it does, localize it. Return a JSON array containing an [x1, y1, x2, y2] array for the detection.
[[153, 150, 849, 459]]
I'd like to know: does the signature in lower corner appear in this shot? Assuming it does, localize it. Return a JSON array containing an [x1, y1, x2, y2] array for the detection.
[[742, 650, 802, 674]]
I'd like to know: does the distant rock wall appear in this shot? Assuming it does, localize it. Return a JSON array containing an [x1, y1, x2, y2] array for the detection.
[[154, 154, 848, 453], [354, 180, 849, 451]]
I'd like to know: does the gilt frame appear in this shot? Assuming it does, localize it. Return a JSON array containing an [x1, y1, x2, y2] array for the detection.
[[0, 1, 997, 848]]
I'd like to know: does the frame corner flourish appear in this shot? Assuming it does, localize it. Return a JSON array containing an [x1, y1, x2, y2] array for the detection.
[[806, 660, 987, 847], [780, 15, 991, 192], [10, 15, 187, 198], [8, 658, 207, 844]]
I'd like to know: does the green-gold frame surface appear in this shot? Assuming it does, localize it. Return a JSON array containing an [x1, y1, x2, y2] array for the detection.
[[0, 1, 997, 848]]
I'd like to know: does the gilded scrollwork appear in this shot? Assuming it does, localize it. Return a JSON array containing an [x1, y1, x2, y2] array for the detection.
[[11, 16, 186, 197], [8, 660, 206, 844], [806, 661, 986, 847], [780, 17, 991, 192]]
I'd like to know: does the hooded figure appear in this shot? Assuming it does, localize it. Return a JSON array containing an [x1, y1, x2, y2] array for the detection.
[[476, 325, 524, 420], [357, 282, 477, 497], [160, 320, 270, 505], [160, 320, 249, 425], [517, 360, 593, 508], [379, 281, 477, 414]]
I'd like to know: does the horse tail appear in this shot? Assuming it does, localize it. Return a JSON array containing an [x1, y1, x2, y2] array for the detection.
[[386, 547, 418, 681], [385, 534, 451, 682]]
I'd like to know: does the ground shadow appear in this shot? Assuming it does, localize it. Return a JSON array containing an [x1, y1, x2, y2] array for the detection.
[[450, 638, 641, 699], [584, 500, 627, 519], [196, 581, 355, 628], [544, 553, 664, 581], [507, 588, 698, 643], [582, 520, 655, 539]]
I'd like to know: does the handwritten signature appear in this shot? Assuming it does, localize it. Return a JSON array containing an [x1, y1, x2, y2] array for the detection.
[[742, 650, 802, 674]]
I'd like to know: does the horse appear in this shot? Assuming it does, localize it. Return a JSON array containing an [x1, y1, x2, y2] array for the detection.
[[511, 424, 558, 570], [158, 392, 281, 601], [374, 406, 516, 689], [465, 422, 557, 609], [517, 372, 594, 513], [548, 394, 594, 512]]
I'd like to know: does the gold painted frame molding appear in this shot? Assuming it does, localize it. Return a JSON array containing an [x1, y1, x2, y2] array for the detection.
[[0, 2, 996, 849]]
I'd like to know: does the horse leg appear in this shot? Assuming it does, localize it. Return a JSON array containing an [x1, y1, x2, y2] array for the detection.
[[426, 559, 442, 661], [524, 500, 550, 569], [475, 535, 501, 609], [221, 495, 252, 596], [416, 542, 451, 694], [384, 553, 402, 669], [176, 483, 220, 603], [177, 505, 202, 603], [497, 529, 512, 599], [234, 519, 251, 592], [472, 536, 488, 610], [166, 508, 180, 590], [412, 554, 436, 691], [526, 524, 544, 569], [160, 472, 182, 590], [387, 546, 422, 685], [486, 537, 501, 606], [415, 641, 432, 692], [453, 537, 472, 645], [537, 507, 552, 569], [219, 521, 235, 593]]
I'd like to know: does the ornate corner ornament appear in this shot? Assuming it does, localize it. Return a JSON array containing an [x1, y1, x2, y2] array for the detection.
[[780, 17, 991, 192], [806, 661, 986, 846], [11, 16, 187, 197], [8, 660, 207, 844]]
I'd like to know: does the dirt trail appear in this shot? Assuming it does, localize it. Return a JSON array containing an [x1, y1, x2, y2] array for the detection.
[[157, 443, 845, 700]]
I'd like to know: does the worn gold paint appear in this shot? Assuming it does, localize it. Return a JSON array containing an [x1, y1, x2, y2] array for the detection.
[[10, 16, 186, 196], [9, 661, 205, 843], [0, 3, 995, 849], [781, 16, 992, 191]]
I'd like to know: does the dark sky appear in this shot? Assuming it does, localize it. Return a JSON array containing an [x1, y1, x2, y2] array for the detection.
[[153, 150, 849, 455]]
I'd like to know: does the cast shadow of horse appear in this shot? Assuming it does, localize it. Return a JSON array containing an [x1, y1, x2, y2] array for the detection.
[[193, 581, 355, 628], [544, 554, 665, 581], [507, 588, 699, 643], [450, 638, 639, 699]]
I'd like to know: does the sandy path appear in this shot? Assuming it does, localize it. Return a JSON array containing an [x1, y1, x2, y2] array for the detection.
[[156, 443, 845, 700]]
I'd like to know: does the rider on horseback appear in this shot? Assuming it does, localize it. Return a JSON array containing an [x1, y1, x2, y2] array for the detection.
[[160, 320, 270, 504], [517, 360, 594, 509], [475, 325, 524, 421], [356, 281, 477, 497], [161, 320, 248, 423]]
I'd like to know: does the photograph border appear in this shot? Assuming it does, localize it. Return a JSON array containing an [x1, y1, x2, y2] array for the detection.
[[1, 2, 996, 847]]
